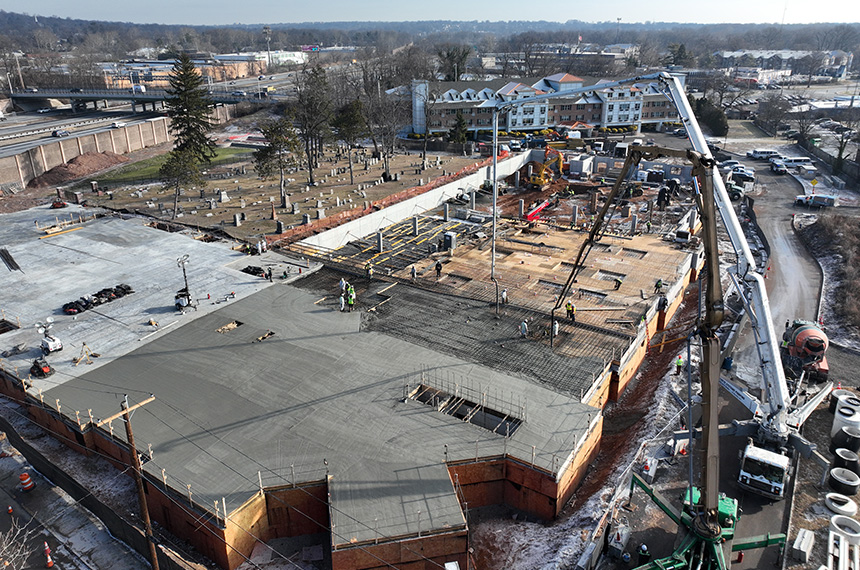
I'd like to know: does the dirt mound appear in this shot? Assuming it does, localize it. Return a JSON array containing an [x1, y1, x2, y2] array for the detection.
[[28, 152, 129, 188]]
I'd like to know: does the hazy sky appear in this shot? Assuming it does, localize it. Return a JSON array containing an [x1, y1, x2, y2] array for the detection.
[[16, 0, 860, 26]]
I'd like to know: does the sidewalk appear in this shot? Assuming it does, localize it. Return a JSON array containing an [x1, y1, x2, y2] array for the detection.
[[0, 440, 150, 570]]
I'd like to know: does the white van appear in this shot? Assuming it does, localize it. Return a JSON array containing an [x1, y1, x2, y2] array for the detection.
[[782, 157, 813, 168], [746, 149, 780, 160]]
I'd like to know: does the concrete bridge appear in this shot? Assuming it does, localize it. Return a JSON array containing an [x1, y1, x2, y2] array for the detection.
[[10, 88, 274, 111]]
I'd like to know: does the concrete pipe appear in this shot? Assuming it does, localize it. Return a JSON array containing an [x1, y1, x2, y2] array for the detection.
[[830, 389, 857, 414], [832, 405, 860, 438], [833, 448, 860, 475], [831, 515, 860, 545], [832, 426, 860, 454], [826, 493, 859, 517], [829, 468, 860, 496]]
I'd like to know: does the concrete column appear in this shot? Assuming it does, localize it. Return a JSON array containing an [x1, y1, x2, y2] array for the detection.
[[470, 191, 476, 210], [443, 203, 450, 222], [377, 231, 384, 253], [527, 165, 533, 177], [519, 199, 525, 218], [514, 171, 520, 188], [412, 216, 419, 236], [572, 205, 579, 225], [630, 214, 638, 235], [590, 191, 598, 213]]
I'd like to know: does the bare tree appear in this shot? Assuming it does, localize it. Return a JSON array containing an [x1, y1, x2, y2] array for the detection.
[[756, 94, 792, 134], [292, 65, 333, 186], [833, 110, 860, 175]]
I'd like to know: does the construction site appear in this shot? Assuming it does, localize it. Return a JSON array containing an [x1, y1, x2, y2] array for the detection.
[[0, 135, 706, 570]]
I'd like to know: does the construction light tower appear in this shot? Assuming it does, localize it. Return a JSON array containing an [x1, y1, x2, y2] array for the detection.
[[263, 26, 272, 70]]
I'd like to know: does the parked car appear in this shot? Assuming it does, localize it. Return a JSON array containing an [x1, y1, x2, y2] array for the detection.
[[69, 87, 83, 93], [23, 87, 38, 93], [51, 130, 70, 137], [771, 161, 788, 174], [729, 164, 755, 174], [783, 130, 799, 139], [36, 108, 51, 114], [673, 128, 687, 137], [111, 122, 127, 128], [719, 160, 742, 169], [230, 90, 248, 97]]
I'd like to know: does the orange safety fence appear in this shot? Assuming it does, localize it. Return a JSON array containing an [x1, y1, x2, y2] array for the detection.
[[267, 152, 508, 247]]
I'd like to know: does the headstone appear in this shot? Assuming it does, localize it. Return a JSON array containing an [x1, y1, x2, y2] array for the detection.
[[219, 191, 230, 202], [276, 220, 285, 233], [302, 213, 311, 225], [199, 189, 205, 198], [291, 203, 300, 214], [234, 214, 241, 227], [240, 212, 246, 221], [316, 209, 325, 220], [240, 199, 246, 208], [316, 200, 323, 208], [335, 197, 341, 207]]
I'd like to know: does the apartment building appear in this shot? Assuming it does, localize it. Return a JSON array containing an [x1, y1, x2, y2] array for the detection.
[[411, 71, 683, 136]]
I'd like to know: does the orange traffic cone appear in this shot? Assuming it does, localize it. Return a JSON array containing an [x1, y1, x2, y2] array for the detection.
[[19, 472, 35, 492], [6, 505, 11, 515], [45, 553, 54, 568]]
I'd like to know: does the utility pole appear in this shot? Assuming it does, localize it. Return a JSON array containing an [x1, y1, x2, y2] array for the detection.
[[122, 396, 160, 570]]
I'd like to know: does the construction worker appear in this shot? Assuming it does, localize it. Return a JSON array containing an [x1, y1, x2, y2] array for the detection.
[[501, 289, 508, 304], [340, 293, 346, 312], [675, 355, 684, 375], [266, 267, 273, 282], [566, 301, 576, 322], [638, 544, 651, 565], [646, 220, 652, 233], [339, 277, 347, 293], [435, 261, 443, 280], [347, 287, 356, 312], [410, 265, 417, 282], [614, 277, 623, 290], [552, 319, 560, 338], [365, 262, 373, 281], [654, 278, 663, 293], [520, 319, 529, 338]]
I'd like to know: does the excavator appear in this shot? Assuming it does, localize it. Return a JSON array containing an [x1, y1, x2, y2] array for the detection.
[[492, 71, 826, 568], [526, 147, 564, 189]]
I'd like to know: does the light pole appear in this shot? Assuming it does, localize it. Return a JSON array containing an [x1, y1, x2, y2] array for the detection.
[[263, 25, 272, 72], [491, 107, 500, 315]]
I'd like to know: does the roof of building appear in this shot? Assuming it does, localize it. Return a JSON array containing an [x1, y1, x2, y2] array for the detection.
[[0, 205, 594, 546], [545, 73, 585, 83]]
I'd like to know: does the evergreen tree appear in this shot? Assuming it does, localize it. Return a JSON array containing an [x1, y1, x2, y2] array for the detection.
[[163, 53, 216, 164], [160, 53, 216, 219], [254, 116, 301, 208], [448, 111, 468, 143]]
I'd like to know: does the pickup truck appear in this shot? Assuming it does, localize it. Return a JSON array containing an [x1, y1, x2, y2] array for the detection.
[[795, 194, 837, 208]]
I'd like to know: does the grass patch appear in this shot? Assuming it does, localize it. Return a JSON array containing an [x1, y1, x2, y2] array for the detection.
[[94, 147, 253, 185]]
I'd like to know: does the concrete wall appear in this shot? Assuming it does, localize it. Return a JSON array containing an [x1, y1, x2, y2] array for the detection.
[[331, 531, 468, 570], [0, 117, 172, 189], [297, 152, 535, 251]]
